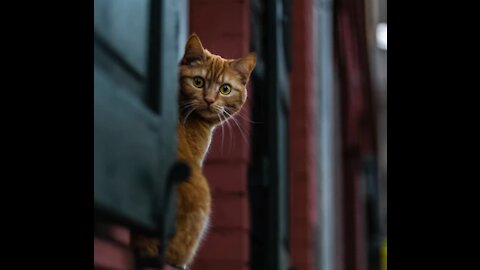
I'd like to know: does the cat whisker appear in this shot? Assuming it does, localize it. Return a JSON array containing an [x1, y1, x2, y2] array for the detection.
[[216, 112, 225, 154], [237, 112, 263, 124], [183, 107, 197, 125], [181, 100, 197, 106], [225, 115, 234, 153], [180, 103, 197, 112], [224, 107, 262, 124], [215, 106, 234, 153], [225, 113, 234, 153], [223, 109, 249, 146]]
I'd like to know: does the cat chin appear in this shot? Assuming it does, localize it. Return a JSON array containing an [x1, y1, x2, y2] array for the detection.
[[196, 110, 223, 123]]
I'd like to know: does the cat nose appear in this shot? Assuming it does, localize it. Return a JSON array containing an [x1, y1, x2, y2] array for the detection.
[[204, 96, 215, 104]]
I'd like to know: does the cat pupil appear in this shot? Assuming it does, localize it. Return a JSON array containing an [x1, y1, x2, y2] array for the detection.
[[194, 77, 204, 87]]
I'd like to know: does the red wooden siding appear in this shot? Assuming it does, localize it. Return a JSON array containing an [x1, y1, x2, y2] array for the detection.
[[334, 0, 378, 269], [94, 226, 132, 270], [289, 0, 318, 270]]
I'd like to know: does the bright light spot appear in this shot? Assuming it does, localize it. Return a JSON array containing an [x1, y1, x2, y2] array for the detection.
[[376, 23, 387, 50]]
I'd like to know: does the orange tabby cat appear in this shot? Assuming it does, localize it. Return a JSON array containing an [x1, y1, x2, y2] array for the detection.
[[133, 34, 256, 269]]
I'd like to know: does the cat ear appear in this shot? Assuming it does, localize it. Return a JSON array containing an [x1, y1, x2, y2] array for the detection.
[[231, 53, 256, 84], [181, 33, 206, 65]]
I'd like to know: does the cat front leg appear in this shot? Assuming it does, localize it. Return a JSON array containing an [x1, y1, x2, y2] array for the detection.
[[165, 178, 211, 268], [165, 209, 210, 268]]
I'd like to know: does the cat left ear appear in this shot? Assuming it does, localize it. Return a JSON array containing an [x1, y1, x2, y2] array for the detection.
[[181, 33, 206, 65], [232, 53, 256, 84]]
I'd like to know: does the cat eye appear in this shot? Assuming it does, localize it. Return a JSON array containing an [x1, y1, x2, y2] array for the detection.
[[219, 84, 232, 95], [193, 76, 205, 88]]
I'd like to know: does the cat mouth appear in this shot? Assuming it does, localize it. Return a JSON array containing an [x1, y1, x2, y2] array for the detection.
[[207, 107, 216, 113], [196, 108, 219, 120]]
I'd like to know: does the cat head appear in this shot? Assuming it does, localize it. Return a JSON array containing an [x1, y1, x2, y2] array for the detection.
[[179, 33, 256, 123]]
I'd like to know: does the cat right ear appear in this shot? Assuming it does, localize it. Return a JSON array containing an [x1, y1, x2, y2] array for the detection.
[[181, 33, 206, 65]]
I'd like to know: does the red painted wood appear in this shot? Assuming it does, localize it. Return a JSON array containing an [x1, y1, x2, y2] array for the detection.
[[94, 237, 133, 270], [209, 193, 250, 229], [196, 229, 249, 261], [203, 162, 249, 194], [334, 0, 378, 269], [94, 226, 133, 270], [289, 0, 317, 269]]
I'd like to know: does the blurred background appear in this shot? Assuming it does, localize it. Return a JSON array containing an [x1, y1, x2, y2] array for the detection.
[[94, 0, 387, 270]]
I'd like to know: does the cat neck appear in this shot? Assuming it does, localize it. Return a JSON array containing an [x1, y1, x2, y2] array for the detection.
[[177, 113, 218, 167]]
